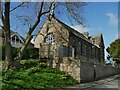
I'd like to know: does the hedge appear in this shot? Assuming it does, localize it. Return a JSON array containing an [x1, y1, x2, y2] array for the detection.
[[0, 45, 39, 60]]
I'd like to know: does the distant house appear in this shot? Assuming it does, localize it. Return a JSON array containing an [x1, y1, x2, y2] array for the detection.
[[0, 29, 33, 48], [34, 16, 105, 63]]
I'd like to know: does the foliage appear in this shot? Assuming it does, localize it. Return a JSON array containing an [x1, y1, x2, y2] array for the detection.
[[0, 45, 39, 60], [106, 39, 120, 63], [2, 59, 78, 89], [22, 48, 39, 59]]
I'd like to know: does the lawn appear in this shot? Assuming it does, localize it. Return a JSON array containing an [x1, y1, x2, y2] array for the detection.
[[2, 59, 78, 89]]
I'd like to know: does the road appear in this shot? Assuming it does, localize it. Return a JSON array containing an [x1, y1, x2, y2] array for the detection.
[[56, 74, 120, 90]]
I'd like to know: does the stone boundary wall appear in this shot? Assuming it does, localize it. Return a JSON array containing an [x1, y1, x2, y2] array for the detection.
[[80, 60, 120, 83], [50, 57, 120, 83], [80, 61, 94, 82], [52, 57, 81, 82], [95, 64, 118, 80]]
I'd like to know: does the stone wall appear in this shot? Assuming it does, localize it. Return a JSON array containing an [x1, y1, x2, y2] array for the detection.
[[38, 42, 119, 83], [80, 60, 120, 83], [52, 57, 81, 82], [46, 56, 120, 83], [95, 64, 118, 80], [80, 61, 95, 82]]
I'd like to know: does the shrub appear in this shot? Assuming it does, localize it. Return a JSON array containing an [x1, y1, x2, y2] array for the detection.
[[0, 45, 18, 60], [23, 60, 38, 69], [22, 48, 39, 59], [12, 47, 19, 59], [2, 60, 79, 89], [0, 45, 39, 60]]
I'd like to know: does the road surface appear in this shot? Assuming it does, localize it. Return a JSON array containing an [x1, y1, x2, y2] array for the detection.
[[56, 74, 120, 90]]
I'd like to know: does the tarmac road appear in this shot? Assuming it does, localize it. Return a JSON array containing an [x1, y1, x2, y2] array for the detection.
[[55, 74, 120, 90]]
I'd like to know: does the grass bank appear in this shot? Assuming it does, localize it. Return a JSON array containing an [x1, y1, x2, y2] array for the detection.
[[2, 59, 78, 89]]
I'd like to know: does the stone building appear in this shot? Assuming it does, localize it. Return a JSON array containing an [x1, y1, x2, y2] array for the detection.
[[34, 16, 105, 82]]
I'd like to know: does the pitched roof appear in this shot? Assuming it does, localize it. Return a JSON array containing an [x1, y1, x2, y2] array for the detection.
[[0, 29, 25, 43], [35, 16, 104, 48], [54, 17, 105, 47], [0, 29, 34, 46], [89, 33, 104, 47], [54, 18, 92, 44], [0, 29, 16, 37]]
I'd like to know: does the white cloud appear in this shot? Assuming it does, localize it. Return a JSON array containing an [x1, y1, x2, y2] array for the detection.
[[70, 25, 103, 34], [71, 24, 89, 33], [106, 13, 118, 26]]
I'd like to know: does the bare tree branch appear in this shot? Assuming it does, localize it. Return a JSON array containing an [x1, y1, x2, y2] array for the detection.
[[10, 2, 25, 12], [27, 2, 44, 36], [41, 10, 50, 16], [40, 1, 55, 18]]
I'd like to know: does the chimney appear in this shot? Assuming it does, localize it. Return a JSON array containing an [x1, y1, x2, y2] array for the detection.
[[83, 32, 89, 38]]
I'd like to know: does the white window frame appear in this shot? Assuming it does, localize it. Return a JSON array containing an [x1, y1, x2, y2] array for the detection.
[[79, 42, 82, 54], [45, 34, 55, 44], [72, 47, 75, 58]]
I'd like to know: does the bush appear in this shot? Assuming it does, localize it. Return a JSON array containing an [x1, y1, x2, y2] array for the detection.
[[0, 45, 39, 60], [22, 48, 39, 59], [2, 60, 79, 89]]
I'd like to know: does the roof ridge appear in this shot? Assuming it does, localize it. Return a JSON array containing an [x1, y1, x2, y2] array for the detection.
[[53, 17, 92, 44]]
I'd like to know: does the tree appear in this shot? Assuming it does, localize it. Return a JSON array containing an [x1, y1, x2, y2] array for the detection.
[[1, 1, 13, 69], [0, 1, 86, 69], [106, 38, 120, 63]]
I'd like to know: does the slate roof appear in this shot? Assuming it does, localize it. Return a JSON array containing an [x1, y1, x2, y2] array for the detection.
[[54, 17, 104, 47], [35, 15, 104, 48], [0, 29, 34, 46], [54, 18, 93, 44], [89, 33, 104, 47], [0, 29, 25, 43]]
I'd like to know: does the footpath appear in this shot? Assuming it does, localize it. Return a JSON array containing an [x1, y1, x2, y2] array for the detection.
[[52, 74, 120, 90]]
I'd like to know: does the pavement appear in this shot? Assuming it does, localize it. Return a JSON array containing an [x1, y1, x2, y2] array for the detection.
[[53, 74, 120, 90]]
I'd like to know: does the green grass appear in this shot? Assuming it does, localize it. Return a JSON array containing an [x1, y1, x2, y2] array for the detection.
[[2, 59, 78, 89]]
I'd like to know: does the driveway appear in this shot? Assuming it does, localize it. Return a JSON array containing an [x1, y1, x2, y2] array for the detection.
[[54, 74, 120, 90]]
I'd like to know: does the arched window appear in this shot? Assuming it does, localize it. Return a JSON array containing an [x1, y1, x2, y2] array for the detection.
[[44, 34, 55, 44]]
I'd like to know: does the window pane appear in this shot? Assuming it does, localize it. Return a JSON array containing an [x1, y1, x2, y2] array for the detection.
[[45, 34, 55, 44]]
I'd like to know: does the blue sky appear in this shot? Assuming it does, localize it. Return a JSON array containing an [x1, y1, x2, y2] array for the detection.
[[84, 2, 118, 59], [57, 2, 118, 59], [85, 2, 118, 59], [0, 2, 118, 60]]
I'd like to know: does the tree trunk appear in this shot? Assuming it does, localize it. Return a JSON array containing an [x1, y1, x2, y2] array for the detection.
[[14, 1, 55, 61], [15, 2, 44, 60], [3, 36, 13, 69], [2, 2, 13, 69], [16, 35, 33, 60]]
